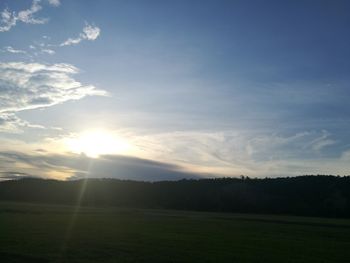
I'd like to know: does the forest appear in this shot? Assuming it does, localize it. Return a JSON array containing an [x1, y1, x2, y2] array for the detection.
[[1, 175, 349, 218]]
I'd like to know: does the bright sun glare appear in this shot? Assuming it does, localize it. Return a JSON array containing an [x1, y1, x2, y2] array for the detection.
[[66, 130, 132, 158]]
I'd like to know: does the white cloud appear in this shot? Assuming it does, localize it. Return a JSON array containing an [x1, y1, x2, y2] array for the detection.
[[60, 23, 101, 46], [17, 0, 47, 25], [308, 131, 337, 152], [0, 8, 17, 32], [82, 24, 100, 40], [47, 0, 61, 7], [0, 129, 348, 179], [41, 48, 55, 54], [1, 46, 26, 54], [0, 62, 107, 112], [27, 35, 56, 56], [0, 113, 28, 133], [0, 62, 107, 132], [130, 130, 341, 177], [0, 113, 44, 133], [0, 151, 199, 180], [0, 0, 49, 32]]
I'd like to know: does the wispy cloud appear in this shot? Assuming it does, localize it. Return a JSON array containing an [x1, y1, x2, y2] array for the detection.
[[0, 0, 104, 133], [1, 46, 26, 54], [130, 130, 342, 177], [0, 0, 60, 32], [0, 0, 51, 32], [25, 35, 56, 56], [0, 151, 200, 180], [47, 0, 60, 7], [307, 131, 337, 152], [16, 0, 47, 24], [41, 48, 55, 54], [0, 62, 107, 132], [0, 113, 44, 133], [0, 9, 17, 32], [60, 23, 101, 46]]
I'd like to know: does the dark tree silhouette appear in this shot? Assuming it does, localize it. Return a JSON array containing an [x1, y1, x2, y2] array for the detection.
[[0, 175, 349, 218]]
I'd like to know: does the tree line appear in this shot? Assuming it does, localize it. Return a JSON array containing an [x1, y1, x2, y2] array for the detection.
[[0, 175, 349, 218]]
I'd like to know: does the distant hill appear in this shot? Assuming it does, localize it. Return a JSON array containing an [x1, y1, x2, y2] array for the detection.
[[0, 175, 349, 218]]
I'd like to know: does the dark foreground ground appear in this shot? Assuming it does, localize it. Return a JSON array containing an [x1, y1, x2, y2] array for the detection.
[[1, 202, 350, 263]]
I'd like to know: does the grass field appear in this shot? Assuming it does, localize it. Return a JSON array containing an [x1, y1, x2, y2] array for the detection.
[[0, 202, 350, 262]]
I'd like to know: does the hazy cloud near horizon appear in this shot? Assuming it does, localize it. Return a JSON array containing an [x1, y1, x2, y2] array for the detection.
[[0, 151, 201, 181]]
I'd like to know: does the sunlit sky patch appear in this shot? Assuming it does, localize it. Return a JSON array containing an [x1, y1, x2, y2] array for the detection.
[[64, 130, 134, 158], [1, 0, 350, 180]]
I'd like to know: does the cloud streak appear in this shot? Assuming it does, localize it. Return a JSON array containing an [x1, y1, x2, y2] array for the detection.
[[0, 113, 44, 133], [40, 48, 55, 55], [0, 151, 200, 181], [0, 0, 54, 32], [131, 130, 342, 177], [0, 62, 107, 132], [47, 0, 60, 7], [1, 46, 26, 54], [60, 23, 101, 46]]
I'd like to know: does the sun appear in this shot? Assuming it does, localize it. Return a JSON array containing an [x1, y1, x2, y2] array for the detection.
[[66, 130, 132, 158]]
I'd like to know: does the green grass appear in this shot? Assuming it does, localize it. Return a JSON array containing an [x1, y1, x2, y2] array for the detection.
[[0, 202, 350, 262]]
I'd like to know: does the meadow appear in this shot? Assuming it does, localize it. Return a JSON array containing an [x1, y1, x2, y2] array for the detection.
[[1, 202, 350, 262]]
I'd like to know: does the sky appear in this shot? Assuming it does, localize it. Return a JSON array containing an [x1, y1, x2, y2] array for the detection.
[[1, 0, 350, 180]]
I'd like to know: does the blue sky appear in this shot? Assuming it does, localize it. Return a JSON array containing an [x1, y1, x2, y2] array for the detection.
[[1, 0, 350, 180]]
